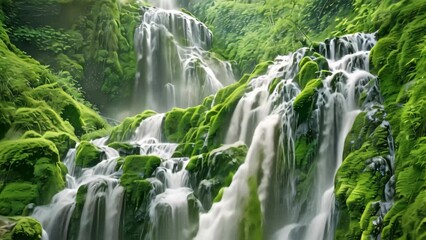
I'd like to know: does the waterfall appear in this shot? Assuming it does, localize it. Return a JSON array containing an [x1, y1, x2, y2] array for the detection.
[[32, 137, 123, 240], [195, 33, 384, 240], [132, 5, 234, 113], [33, 30, 395, 240]]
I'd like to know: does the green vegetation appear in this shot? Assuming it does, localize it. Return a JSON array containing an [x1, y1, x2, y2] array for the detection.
[[0, 217, 42, 240], [0, 0, 425, 239], [0, 138, 66, 215], [186, 143, 247, 210], [75, 141, 103, 168]]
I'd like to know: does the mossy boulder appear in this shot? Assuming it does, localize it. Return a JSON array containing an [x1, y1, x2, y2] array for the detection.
[[10, 217, 42, 240], [239, 177, 263, 240], [0, 183, 39, 216], [75, 141, 103, 168], [186, 143, 247, 210], [164, 107, 192, 142], [119, 155, 160, 240], [20, 131, 42, 139], [120, 155, 161, 210], [9, 104, 75, 138], [297, 60, 319, 89], [0, 138, 66, 215], [293, 78, 323, 122], [0, 217, 42, 240], [107, 142, 139, 156], [42, 131, 77, 159], [108, 110, 157, 143]]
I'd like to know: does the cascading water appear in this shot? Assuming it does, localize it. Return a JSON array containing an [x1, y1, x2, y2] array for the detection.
[[195, 33, 391, 240], [33, 28, 395, 240], [132, 2, 234, 113], [32, 138, 123, 240]]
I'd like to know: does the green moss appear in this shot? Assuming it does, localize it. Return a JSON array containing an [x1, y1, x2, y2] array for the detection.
[[75, 141, 102, 168], [213, 187, 225, 203], [164, 108, 188, 142], [34, 157, 66, 204], [20, 131, 42, 139], [80, 128, 111, 141], [239, 177, 263, 240], [42, 131, 77, 159], [0, 138, 60, 182], [10, 217, 42, 240], [120, 155, 160, 206], [186, 143, 247, 209], [121, 155, 161, 179], [293, 78, 323, 122], [108, 110, 157, 142], [67, 184, 88, 240], [0, 138, 65, 214], [9, 104, 75, 138], [297, 61, 319, 89], [0, 183, 38, 216], [335, 110, 392, 239], [108, 142, 139, 156], [299, 56, 312, 68]]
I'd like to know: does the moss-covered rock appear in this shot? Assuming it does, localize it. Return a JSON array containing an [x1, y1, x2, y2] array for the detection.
[[42, 131, 77, 159], [10, 217, 42, 240], [297, 61, 319, 90], [186, 143, 247, 210], [75, 141, 103, 168], [0, 183, 38, 216], [239, 177, 263, 240], [119, 155, 160, 240], [107, 142, 139, 156], [108, 110, 157, 143], [20, 131, 42, 139], [0, 138, 66, 215], [293, 78, 323, 122]]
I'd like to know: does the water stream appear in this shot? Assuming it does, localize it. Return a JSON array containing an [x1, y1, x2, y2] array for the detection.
[[32, 1, 395, 239], [132, 2, 234, 113]]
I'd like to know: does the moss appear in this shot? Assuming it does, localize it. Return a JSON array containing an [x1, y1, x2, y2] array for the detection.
[[67, 184, 88, 240], [33, 157, 66, 204], [80, 128, 111, 141], [0, 183, 38, 216], [122, 155, 161, 178], [293, 78, 323, 122], [120, 155, 161, 205], [75, 141, 102, 168], [108, 110, 156, 143], [299, 56, 312, 68], [20, 131, 42, 139], [297, 61, 319, 89], [42, 131, 77, 159], [0, 138, 65, 214], [10, 217, 42, 240], [267, 77, 281, 94], [213, 187, 225, 203], [238, 177, 263, 240], [0, 103, 15, 140], [207, 83, 247, 148], [313, 54, 329, 71], [164, 108, 188, 142], [0, 138, 60, 182], [107, 142, 139, 156], [9, 104, 75, 138], [250, 60, 272, 77], [186, 143, 247, 209]]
